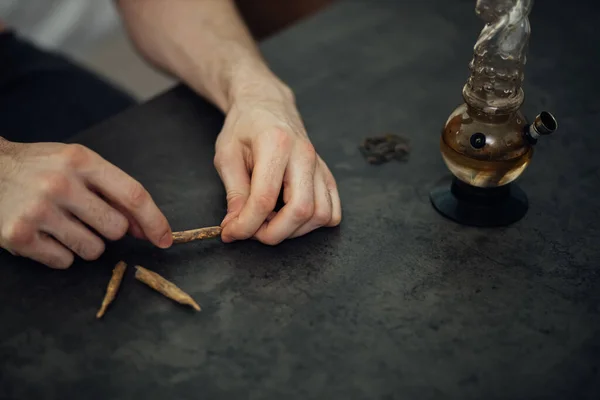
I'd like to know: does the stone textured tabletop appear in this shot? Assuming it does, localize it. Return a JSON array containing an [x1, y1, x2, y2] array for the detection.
[[1, 1, 599, 399]]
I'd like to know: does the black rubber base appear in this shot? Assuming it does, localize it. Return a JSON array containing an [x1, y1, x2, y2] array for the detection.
[[430, 178, 529, 227]]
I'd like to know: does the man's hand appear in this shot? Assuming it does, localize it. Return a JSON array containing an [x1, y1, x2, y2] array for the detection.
[[214, 83, 341, 245], [117, 0, 343, 244], [0, 139, 172, 269]]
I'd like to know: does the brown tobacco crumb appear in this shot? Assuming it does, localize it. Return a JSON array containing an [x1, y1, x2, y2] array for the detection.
[[359, 134, 410, 165], [135, 265, 201, 311], [96, 261, 127, 319], [172, 226, 222, 244]]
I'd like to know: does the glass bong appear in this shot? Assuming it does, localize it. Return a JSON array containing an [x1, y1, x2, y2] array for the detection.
[[430, 0, 557, 227]]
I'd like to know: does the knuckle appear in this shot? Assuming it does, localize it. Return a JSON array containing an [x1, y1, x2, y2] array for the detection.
[[255, 193, 278, 214], [1, 220, 35, 247], [24, 201, 53, 222], [213, 152, 225, 169], [225, 190, 248, 213], [269, 128, 293, 149], [39, 172, 71, 198], [291, 201, 314, 222], [301, 141, 317, 162], [60, 144, 90, 168], [282, 85, 296, 103], [226, 189, 247, 204], [128, 182, 149, 209], [313, 208, 332, 226]]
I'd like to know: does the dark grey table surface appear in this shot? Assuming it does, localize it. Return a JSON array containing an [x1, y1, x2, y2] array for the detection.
[[1, 1, 599, 399]]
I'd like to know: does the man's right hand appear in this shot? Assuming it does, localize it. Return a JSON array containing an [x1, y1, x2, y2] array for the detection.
[[0, 138, 173, 269]]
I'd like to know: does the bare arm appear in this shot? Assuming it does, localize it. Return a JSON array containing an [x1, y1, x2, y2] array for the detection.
[[115, 0, 291, 113], [115, 0, 341, 245]]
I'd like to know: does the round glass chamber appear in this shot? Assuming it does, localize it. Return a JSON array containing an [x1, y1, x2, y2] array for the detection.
[[440, 103, 533, 188]]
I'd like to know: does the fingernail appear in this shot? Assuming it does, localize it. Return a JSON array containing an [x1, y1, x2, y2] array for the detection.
[[159, 231, 172, 248]]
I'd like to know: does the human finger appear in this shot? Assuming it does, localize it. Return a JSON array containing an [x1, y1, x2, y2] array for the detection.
[[63, 184, 129, 241], [213, 145, 251, 238], [319, 157, 342, 227], [222, 130, 291, 241], [40, 207, 105, 261], [82, 156, 172, 248], [253, 140, 317, 244], [30, 233, 75, 269], [2, 221, 74, 269], [288, 165, 332, 239]]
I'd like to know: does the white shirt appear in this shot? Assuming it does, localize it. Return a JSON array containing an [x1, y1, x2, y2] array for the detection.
[[0, 0, 120, 52]]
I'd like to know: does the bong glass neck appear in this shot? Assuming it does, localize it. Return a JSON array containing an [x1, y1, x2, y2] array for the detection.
[[462, 0, 533, 116]]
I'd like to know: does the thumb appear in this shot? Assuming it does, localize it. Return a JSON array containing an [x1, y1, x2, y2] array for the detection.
[[214, 147, 251, 234]]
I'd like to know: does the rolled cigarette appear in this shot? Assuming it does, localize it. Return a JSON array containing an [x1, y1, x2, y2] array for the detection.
[[172, 226, 222, 244], [96, 261, 127, 319], [134, 265, 201, 311]]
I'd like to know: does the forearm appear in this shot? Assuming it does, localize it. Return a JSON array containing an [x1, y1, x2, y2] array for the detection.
[[116, 0, 292, 113]]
